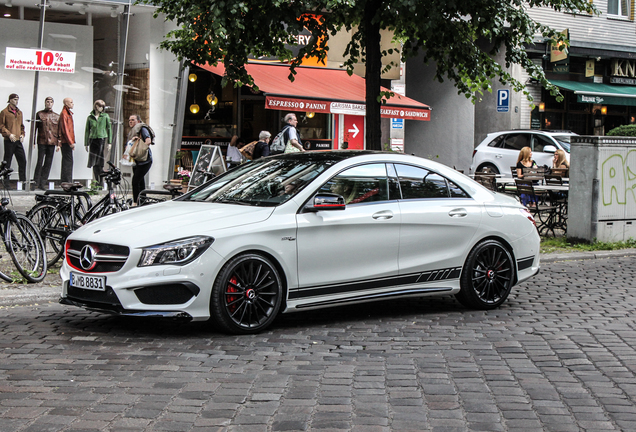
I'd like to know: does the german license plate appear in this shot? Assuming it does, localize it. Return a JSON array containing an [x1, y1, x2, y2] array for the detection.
[[70, 272, 106, 291]]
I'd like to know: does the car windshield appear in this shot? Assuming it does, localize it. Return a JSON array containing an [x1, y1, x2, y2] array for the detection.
[[184, 156, 337, 206], [552, 135, 572, 153]]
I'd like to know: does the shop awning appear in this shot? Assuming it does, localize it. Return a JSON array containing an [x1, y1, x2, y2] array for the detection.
[[550, 80, 636, 106], [198, 62, 431, 121]]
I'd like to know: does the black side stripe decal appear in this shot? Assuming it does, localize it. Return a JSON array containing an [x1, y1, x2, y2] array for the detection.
[[289, 267, 462, 300], [517, 256, 534, 271]]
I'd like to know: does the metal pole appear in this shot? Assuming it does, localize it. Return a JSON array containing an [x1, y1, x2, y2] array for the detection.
[[167, 61, 188, 182], [26, 0, 48, 192], [110, 2, 131, 166]]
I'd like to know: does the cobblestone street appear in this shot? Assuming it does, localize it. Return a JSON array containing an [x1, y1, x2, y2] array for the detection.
[[1, 256, 636, 431]]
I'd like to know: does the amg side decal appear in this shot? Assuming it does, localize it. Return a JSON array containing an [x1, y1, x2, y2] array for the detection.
[[294, 287, 454, 309], [517, 256, 534, 271], [289, 266, 462, 300]]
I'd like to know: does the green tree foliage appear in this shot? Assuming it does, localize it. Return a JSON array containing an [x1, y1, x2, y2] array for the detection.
[[607, 124, 636, 137], [142, 0, 596, 150]]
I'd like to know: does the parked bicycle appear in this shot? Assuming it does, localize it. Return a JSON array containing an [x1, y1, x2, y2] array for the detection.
[[27, 161, 129, 267], [0, 161, 47, 283], [137, 167, 216, 206]]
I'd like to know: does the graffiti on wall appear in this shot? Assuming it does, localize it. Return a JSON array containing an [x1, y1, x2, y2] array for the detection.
[[602, 150, 636, 206]]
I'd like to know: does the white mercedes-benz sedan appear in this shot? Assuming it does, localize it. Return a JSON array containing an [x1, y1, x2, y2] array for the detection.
[[60, 151, 540, 334]]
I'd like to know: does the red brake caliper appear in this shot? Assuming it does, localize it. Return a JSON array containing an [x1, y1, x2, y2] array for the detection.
[[226, 276, 239, 313]]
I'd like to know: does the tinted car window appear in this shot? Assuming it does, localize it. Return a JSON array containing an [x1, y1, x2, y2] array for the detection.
[[487, 135, 505, 148], [502, 133, 530, 151], [319, 164, 389, 204], [533, 135, 555, 153], [395, 165, 449, 198]]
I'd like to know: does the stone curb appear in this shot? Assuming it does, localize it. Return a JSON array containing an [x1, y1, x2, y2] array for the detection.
[[2, 248, 635, 309]]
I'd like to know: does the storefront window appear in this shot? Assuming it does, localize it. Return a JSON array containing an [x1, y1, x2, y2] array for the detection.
[[0, 0, 128, 186]]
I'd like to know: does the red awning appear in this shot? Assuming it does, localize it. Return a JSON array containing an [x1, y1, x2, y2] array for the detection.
[[198, 62, 430, 121]]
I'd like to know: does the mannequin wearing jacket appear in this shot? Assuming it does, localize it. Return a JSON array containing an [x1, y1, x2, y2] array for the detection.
[[0, 93, 26, 187], [84, 100, 112, 181], [58, 97, 75, 183], [33, 96, 60, 190]]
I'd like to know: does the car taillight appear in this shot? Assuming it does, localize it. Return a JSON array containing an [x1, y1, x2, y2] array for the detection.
[[472, 149, 477, 158], [520, 208, 535, 225]]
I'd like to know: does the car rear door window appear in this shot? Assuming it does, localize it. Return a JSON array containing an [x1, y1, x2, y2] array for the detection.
[[502, 133, 530, 151], [394, 164, 466, 199], [319, 163, 389, 204]]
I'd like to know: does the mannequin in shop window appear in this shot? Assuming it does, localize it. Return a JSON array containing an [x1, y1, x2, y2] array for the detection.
[[58, 97, 76, 183], [33, 96, 60, 190], [85, 100, 112, 181], [0, 93, 26, 188]]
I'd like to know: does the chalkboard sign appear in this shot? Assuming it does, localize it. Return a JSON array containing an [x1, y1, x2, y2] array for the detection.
[[188, 145, 226, 189]]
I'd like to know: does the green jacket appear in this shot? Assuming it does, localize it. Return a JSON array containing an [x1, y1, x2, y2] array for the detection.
[[84, 111, 112, 144]]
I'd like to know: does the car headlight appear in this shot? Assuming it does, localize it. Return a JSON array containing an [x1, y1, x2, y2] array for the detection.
[[138, 236, 214, 267]]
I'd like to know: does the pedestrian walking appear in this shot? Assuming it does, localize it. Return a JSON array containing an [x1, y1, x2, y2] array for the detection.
[[127, 114, 153, 205]]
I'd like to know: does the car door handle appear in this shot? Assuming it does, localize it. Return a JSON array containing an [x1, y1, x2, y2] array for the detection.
[[372, 210, 394, 220], [449, 208, 468, 218], [495, 154, 503, 159]]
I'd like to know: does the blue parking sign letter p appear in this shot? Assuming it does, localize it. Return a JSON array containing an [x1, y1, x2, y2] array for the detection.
[[497, 89, 510, 112]]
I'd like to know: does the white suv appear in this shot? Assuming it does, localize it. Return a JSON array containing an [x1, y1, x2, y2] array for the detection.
[[470, 130, 575, 177]]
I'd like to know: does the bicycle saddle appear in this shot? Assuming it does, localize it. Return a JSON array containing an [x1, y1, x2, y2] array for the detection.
[[163, 184, 182, 192], [61, 182, 84, 192]]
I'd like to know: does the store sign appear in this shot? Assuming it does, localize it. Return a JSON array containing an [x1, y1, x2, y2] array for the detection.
[[331, 102, 366, 116], [265, 96, 330, 113], [578, 95, 605, 104], [265, 96, 430, 121], [5, 47, 76, 73], [586, 59, 595, 78], [611, 59, 636, 78], [611, 77, 636, 85]]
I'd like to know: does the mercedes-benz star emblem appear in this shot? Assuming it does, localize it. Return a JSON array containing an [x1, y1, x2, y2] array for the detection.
[[80, 245, 97, 270]]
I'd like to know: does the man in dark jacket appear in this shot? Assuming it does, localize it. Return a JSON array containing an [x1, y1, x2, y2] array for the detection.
[[252, 131, 271, 159]]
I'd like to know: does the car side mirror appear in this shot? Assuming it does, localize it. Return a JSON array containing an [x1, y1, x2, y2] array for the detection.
[[543, 145, 557, 154], [303, 193, 346, 212]]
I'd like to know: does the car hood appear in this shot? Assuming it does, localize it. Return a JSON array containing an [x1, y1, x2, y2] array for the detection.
[[72, 201, 275, 246]]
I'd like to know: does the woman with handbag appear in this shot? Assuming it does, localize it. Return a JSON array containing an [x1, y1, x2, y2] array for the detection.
[[127, 114, 153, 205]]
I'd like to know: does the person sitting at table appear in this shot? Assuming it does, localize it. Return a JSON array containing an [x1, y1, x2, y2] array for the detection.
[[552, 149, 569, 170], [516, 146, 537, 179], [516, 146, 538, 206]]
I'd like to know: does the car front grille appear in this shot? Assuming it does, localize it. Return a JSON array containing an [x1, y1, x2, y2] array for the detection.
[[67, 240, 129, 273]]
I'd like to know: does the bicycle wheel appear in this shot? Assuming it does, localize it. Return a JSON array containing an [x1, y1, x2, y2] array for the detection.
[[27, 202, 67, 267], [84, 201, 123, 224], [6, 214, 47, 283]]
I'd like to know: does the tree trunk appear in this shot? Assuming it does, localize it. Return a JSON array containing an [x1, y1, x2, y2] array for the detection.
[[364, 0, 382, 151]]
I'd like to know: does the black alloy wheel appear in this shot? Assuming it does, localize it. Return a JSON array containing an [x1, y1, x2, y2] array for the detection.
[[210, 253, 283, 334], [456, 240, 514, 309]]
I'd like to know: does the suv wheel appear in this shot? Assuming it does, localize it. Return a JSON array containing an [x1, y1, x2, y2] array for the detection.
[[476, 163, 499, 175]]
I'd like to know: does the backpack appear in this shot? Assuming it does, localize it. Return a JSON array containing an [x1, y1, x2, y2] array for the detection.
[[140, 123, 156, 145], [239, 141, 258, 160], [270, 126, 290, 155]]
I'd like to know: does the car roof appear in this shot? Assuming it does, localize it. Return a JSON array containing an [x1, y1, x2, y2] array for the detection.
[[487, 129, 577, 136]]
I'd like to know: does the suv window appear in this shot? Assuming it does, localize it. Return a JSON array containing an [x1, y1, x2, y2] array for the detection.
[[533, 135, 556, 153], [501, 133, 530, 151], [487, 135, 505, 148], [395, 164, 469, 199]]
